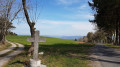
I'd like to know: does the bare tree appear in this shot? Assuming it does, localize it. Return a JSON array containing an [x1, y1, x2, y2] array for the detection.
[[0, 17, 15, 42], [0, 0, 21, 44], [22, 0, 42, 56]]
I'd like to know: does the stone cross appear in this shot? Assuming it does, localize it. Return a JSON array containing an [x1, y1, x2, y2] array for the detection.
[[27, 31, 46, 60]]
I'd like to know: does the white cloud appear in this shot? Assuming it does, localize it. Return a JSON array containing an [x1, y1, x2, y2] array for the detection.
[[61, 13, 94, 20], [78, 4, 87, 9], [37, 20, 95, 36], [12, 19, 94, 36], [57, 0, 80, 5], [75, 14, 94, 19], [12, 22, 30, 35], [38, 20, 94, 31]]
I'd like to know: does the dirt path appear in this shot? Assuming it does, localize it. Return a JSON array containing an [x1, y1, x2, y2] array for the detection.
[[0, 41, 24, 67], [91, 44, 120, 67], [0, 41, 16, 55]]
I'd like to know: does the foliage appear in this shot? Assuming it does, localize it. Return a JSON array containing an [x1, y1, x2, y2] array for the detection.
[[0, 17, 15, 32], [87, 32, 93, 43], [78, 36, 88, 43], [89, 0, 120, 45], [79, 30, 107, 43], [74, 38, 77, 41], [6, 31, 17, 36], [0, 17, 15, 43]]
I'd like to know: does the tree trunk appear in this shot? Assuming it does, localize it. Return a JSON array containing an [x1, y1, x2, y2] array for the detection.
[[28, 25, 35, 56], [0, 22, 6, 45], [22, 0, 36, 56], [115, 22, 118, 45], [119, 22, 120, 45], [110, 34, 113, 43], [113, 33, 116, 45], [1, 34, 5, 44]]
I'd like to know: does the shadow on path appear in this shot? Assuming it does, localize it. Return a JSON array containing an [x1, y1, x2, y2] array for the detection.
[[91, 44, 120, 67]]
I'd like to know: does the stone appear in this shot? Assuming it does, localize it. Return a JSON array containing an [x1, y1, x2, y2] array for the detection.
[[27, 30, 46, 67], [30, 59, 41, 67], [30, 59, 46, 67], [27, 31, 46, 60], [39, 52, 44, 55]]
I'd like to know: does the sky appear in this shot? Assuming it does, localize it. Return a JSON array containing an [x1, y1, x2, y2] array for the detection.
[[12, 0, 94, 36]]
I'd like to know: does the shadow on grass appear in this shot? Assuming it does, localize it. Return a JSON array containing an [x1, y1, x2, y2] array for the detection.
[[22, 43, 94, 57], [10, 61, 24, 65], [39, 44, 93, 56], [9, 43, 94, 66]]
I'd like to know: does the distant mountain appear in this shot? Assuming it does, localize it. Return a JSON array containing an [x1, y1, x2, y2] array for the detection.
[[18, 35, 83, 40], [60, 36, 83, 40], [42, 35, 83, 40]]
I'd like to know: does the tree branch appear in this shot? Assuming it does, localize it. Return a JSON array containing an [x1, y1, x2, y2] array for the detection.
[[22, 0, 32, 26]]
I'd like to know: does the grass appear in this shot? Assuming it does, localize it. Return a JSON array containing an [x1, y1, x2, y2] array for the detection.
[[105, 44, 120, 50], [5, 35, 94, 67], [0, 43, 11, 51], [6, 35, 76, 45]]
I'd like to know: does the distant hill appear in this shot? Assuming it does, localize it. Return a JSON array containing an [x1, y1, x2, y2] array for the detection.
[[60, 36, 83, 40], [18, 35, 83, 40], [6, 35, 76, 45], [42, 35, 83, 40]]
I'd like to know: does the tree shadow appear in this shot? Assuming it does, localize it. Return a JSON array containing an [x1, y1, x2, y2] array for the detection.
[[94, 45, 120, 57], [38, 43, 93, 58], [90, 57, 120, 65], [90, 44, 120, 65], [9, 43, 94, 66], [10, 60, 30, 67], [10, 60, 24, 65], [23, 43, 93, 56]]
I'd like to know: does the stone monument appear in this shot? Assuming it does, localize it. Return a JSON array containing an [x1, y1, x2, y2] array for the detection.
[[27, 30, 46, 67]]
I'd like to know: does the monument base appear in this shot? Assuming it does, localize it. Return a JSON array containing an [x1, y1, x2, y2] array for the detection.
[[30, 59, 46, 67]]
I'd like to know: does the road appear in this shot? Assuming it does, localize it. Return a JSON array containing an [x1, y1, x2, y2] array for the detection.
[[91, 44, 120, 67]]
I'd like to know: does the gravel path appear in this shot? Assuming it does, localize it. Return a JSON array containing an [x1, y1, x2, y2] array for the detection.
[[91, 44, 120, 67], [0, 42, 24, 67]]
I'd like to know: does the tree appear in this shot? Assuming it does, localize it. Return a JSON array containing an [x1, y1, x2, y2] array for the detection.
[[0, 0, 21, 44], [87, 32, 94, 43], [89, 0, 120, 45], [83, 36, 88, 42], [79, 38, 83, 42], [74, 38, 77, 41], [92, 30, 107, 43], [0, 17, 15, 41], [22, 0, 41, 56]]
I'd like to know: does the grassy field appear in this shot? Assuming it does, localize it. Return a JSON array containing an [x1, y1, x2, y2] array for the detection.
[[5, 35, 94, 67]]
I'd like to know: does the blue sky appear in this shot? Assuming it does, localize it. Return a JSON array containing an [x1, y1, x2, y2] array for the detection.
[[12, 0, 94, 36]]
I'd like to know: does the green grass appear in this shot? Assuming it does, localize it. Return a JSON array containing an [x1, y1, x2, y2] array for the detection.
[[105, 44, 120, 50], [6, 35, 76, 45], [5, 35, 94, 67]]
